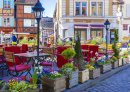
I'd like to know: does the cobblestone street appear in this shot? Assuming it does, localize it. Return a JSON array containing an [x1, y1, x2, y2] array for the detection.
[[83, 66, 130, 92]]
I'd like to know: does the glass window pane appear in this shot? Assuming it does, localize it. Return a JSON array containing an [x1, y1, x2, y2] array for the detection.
[[76, 3, 80, 6], [92, 2, 96, 15], [98, 2, 103, 15], [82, 7, 86, 15], [76, 7, 80, 15], [98, 2, 102, 7], [8, 1, 10, 4], [81, 31, 86, 41], [97, 31, 102, 38], [82, 3, 86, 6], [91, 31, 96, 39], [92, 2, 96, 7]]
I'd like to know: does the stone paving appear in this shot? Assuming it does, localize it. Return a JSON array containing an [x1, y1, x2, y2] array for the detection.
[[83, 66, 130, 92]]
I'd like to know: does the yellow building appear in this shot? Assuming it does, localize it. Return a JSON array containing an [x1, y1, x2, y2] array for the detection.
[[54, 0, 119, 44]]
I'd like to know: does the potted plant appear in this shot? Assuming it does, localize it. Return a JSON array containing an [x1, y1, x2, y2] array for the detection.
[[41, 70, 66, 92], [127, 53, 130, 63], [59, 63, 78, 89], [119, 51, 124, 67], [123, 51, 129, 64], [0, 79, 6, 90], [85, 57, 100, 79], [122, 55, 128, 65], [73, 33, 89, 83], [111, 56, 118, 69], [97, 57, 112, 73]]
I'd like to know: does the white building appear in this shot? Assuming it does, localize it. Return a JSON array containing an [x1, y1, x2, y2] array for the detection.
[[54, 0, 119, 44]]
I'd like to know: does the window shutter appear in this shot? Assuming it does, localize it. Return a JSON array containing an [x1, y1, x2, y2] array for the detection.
[[11, 0, 14, 9], [0, 17, 2, 26], [10, 17, 14, 27], [0, 0, 3, 8], [127, 4, 130, 17]]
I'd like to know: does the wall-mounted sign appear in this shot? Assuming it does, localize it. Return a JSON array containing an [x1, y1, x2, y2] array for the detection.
[[112, 2, 124, 5], [123, 24, 128, 30]]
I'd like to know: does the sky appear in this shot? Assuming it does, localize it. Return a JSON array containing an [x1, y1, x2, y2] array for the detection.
[[41, 0, 57, 17]]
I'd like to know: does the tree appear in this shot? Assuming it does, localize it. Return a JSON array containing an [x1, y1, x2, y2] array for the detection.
[[112, 28, 119, 58], [73, 33, 84, 71]]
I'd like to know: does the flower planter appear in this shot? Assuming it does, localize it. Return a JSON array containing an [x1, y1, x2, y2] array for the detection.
[[98, 63, 112, 74], [128, 55, 130, 62], [89, 68, 100, 79], [111, 61, 118, 69], [126, 57, 129, 63], [0, 84, 42, 92], [118, 58, 122, 67], [122, 58, 127, 65], [41, 76, 66, 92], [78, 69, 89, 83]]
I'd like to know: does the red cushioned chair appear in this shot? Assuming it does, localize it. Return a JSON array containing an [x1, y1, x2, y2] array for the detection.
[[57, 46, 68, 68], [81, 45, 89, 60], [22, 44, 28, 62], [4, 51, 31, 77], [0, 45, 4, 47]]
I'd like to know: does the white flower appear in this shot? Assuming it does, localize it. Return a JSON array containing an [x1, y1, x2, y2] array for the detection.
[[35, 60, 38, 64], [38, 62, 40, 64], [35, 67, 38, 69], [39, 66, 43, 70], [90, 51, 93, 53], [95, 52, 98, 56], [37, 72, 39, 74]]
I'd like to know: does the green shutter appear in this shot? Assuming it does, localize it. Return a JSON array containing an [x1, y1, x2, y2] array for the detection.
[[0, 17, 2, 26], [11, 0, 14, 9], [10, 17, 14, 27], [0, 0, 3, 8]]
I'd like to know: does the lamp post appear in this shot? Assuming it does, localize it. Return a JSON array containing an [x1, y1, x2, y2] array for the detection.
[[32, 0, 45, 63], [104, 19, 110, 59]]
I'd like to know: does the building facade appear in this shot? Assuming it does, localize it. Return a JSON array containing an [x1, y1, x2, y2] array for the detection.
[[118, 0, 130, 42], [14, 0, 37, 40], [0, 0, 15, 43], [54, 0, 119, 44]]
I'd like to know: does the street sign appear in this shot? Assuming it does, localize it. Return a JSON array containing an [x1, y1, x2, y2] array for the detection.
[[112, 2, 124, 5]]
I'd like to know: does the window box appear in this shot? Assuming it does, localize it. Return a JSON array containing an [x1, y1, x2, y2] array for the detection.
[[79, 69, 89, 83]]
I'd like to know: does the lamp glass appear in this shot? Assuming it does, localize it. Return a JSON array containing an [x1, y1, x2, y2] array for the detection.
[[34, 10, 43, 19]]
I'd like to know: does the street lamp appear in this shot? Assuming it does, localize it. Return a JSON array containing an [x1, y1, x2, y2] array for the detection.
[[104, 19, 110, 59], [32, 0, 45, 63]]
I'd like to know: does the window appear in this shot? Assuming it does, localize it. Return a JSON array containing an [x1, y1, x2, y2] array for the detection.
[[31, 7, 34, 13], [82, 3, 87, 15], [4, 18, 10, 26], [91, 2, 103, 16], [63, 29, 68, 38], [75, 2, 87, 16], [126, 4, 130, 17], [76, 2, 80, 15], [4, 0, 10, 9], [24, 19, 36, 27]]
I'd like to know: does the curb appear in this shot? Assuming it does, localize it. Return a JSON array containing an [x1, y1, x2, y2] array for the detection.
[[64, 63, 130, 92]]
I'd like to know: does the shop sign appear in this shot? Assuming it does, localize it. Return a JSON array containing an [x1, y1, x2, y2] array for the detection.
[[123, 24, 128, 30]]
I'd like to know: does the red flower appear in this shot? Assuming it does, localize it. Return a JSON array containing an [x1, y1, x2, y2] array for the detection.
[[30, 78, 33, 82], [22, 76, 27, 80]]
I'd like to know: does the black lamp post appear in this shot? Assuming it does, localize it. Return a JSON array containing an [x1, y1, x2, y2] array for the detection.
[[32, 0, 45, 63], [104, 19, 110, 59]]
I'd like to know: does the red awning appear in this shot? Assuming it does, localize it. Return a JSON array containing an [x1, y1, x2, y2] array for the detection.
[[0, 27, 15, 32], [90, 25, 105, 28], [74, 25, 88, 28]]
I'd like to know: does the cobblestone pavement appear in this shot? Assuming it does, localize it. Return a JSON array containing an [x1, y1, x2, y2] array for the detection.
[[83, 66, 130, 92]]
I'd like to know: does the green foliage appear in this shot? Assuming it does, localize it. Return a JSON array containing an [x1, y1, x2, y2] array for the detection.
[[61, 48, 76, 61], [73, 34, 76, 44], [73, 33, 84, 71], [32, 68, 38, 84], [44, 71, 63, 79], [28, 39, 35, 44], [19, 37, 28, 45], [97, 59, 111, 65], [60, 63, 77, 78], [112, 28, 119, 59], [91, 39, 97, 45], [57, 41, 63, 46], [111, 56, 117, 62], [122, 55, 128, 58], [0, 79, 6, 87], [66, 41, 72, 46], [12, 42, 17, 45]]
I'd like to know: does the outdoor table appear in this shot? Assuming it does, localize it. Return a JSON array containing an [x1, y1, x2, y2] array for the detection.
[[82, 49, 89, 52], [14, 52, 51, 64]]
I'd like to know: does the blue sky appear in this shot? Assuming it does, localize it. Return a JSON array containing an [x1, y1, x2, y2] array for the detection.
[[41, 0, 57, 17]]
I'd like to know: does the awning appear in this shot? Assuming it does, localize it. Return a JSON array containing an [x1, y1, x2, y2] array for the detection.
[[0, 27, 15, 32], [90, 25, 105, 28], [74, 25, 88, 28]]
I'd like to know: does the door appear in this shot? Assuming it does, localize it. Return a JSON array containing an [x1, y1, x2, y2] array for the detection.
[[91, 29, 103, 39]]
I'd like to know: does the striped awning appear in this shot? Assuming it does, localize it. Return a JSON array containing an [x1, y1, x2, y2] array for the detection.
[[74, 25, 88, 28]]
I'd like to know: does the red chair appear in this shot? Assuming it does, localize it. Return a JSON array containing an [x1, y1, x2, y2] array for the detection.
[[0, 45, 4, 47], [57, 46, 68, 68], [47, 44, 51, 47], [4, 51, 31, 77], [87, 45, 99, 63], [22, 44, 28, 62], [81, 45, 88, 60]]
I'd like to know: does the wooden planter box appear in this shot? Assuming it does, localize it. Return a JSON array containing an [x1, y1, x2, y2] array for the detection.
[[41, 76, 66, 92], [89, 68, 100, 79], [122, 58, 127, 65], [78, 69, 89, 83], [0, 84, 42, 92], [98, 63, 112, 74], [118, 58, 122, 67], [128, 55, 130, 62], [111, 61, 118, 69], [126, 58, 129, 63]]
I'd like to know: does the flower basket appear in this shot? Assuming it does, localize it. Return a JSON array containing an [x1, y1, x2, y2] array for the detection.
[[41, 76, 66, 92], [111, 61, 118, 69], [98, 63, 112, 73], [0, 84, 42, 92], [118, 58, 122, 67], [122, 58, 127, 65], [78, 69, 89, 83], [89, 68, 100, 79]]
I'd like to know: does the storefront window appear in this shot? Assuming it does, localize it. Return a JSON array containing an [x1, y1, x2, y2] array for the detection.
[[75, 30, 86, 41], [91, 29, 103, 39]]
